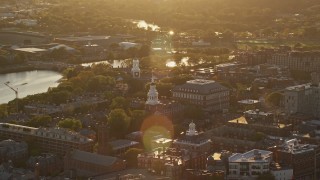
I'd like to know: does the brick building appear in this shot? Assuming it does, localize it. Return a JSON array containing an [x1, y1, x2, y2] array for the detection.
[[0, 123, 94, 156], [172, 79, 229, 112], [173, 122, 211, 153], [270, 139, 319, 180], [64, 150, 126, 177], [137, 148, 207, 179]]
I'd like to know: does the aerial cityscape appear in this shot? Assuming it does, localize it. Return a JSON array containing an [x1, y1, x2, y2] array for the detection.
[[1, 0, 320, 179]]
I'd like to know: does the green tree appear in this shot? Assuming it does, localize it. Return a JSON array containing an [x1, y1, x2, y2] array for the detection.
[[57, 118, 82, 131], [110, 96, 128, 110], [124, 148, 143, 167], [251, 132, 266, 142], [108, 109, 131, 138], [26, 115, 52, 128], [48, 90, 71, 105], [129, 110, 146, 132], [87, 75, 115, 92], [0, 104, 8, 118], [266, 92, 282, 106]]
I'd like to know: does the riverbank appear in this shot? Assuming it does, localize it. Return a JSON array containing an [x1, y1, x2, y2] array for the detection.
[[0, 61, 71, 75], [0, 70, 63, 104]]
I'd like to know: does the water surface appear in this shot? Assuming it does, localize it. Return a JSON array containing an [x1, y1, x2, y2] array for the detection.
[[0, 70, 62, 104]]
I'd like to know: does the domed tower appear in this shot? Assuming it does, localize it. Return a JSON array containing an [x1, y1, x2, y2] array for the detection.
[[145, 72, 160, 112], [186, 121, 198, 136], [131, 58, 141, 78]]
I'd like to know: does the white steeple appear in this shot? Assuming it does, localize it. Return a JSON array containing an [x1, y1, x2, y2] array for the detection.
[[146, 71, 160, 106], [131, 58, 140, 78], [186, 121, 198, 136]]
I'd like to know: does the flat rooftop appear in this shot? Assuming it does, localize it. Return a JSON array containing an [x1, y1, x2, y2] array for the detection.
[[55, 36, 110, 42], [229, 149, 272, 163], [286, 83, 312, 91], [14, 47, 47, 53], [187, 79, 215, 85]]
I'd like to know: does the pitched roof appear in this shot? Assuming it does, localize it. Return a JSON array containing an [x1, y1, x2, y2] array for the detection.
[[70, 150, 118, 167]]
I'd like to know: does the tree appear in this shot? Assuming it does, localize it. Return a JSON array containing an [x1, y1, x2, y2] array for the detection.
[[57, 118, 82, 131], [87, 75, 115, 92], [129, 110, 146, 132], [266, 92, 282, 106], [110, 96, 128, 110], [251, 132, 266, 142], [124, 148, 143, 167], [107, 109, 131, 138], [0, 104, 8, 118], [48, 90, 71, 105], [26, 115, 52, 128], [137, 44, 150, 57]]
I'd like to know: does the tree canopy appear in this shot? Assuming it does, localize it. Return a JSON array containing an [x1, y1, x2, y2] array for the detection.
[[57, 118, 82, 131], [107, 109, 131, 138]]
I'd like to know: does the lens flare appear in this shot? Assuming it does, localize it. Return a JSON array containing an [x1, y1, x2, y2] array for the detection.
[[140, 114, 174, 151]]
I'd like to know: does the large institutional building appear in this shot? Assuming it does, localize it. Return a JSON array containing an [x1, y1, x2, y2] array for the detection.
[[0, 123, 94, 156], [268, 51, 320, 72], [284, 74, 320, 118], [172, 79, 229, 112]]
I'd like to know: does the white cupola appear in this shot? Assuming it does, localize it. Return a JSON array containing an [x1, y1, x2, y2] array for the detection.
[[186, 121, 198, 136], [146, 71, 160, 106]]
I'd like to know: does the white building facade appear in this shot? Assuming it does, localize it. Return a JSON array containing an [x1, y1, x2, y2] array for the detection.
[[131, 58, 141, 78], [228, 149, 273, 180]]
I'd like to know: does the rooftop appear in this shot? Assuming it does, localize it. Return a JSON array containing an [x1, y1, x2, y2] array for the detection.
[[70, 150, 118, 167], [229, 149, 272, 163], [0, 123, 93, 143], [285, 83, 312, 91], [187, 79, 216, 85], [55, 36, 110, 42], [278, 138, 317, 154], [173, 79, 228, 94], [14, 47, 47, 53], [109, 139, 139, 151]]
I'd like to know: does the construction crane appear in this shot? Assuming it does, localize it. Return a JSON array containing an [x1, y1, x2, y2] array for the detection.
[[4, 82, 19, 113]]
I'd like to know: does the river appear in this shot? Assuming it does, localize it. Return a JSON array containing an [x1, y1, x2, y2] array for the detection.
[[0, 70, 62, 104], [81, 60, 128, 68]]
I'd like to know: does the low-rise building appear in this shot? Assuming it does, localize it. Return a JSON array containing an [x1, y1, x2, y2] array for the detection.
[[0, 139, 28, 164], [270, 139, 319, 180], [26, 153, 62, 176], [228, 149, 273, 180], [173, 122, 211, 153], [109, 139, 139, 155], [270, 163, 293, 180], [137, 148, 207, 179], [64, 150, 126, 177]]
